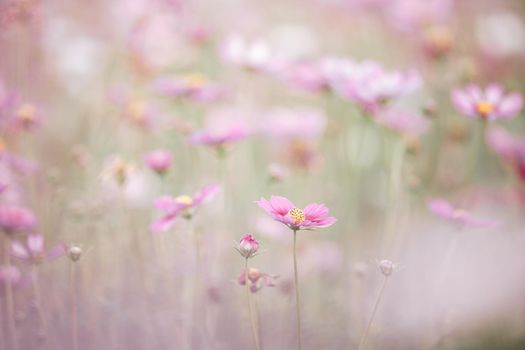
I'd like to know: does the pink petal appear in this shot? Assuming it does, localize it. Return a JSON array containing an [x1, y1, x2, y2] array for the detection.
[[150, 213, 178, 233], [192, 183, 221, 206], [27, 233, 44, 255], [11, 241, 30, 260], [47, 243, 67, 260], [485, 84, 504, 104], [451, 89, 475, 117], [427, 198, 455, 218], [497, 93, 523, 118], [303, 203, 329, 221], [154, 196, 179, 211], [268, 196, 294, 215]]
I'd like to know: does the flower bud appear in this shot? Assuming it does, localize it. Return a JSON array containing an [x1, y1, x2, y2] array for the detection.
[[68, 245, 82, 262], [237, 233, 259, 259], [378, 259, 396, 277], [144, 149, 173, 175]]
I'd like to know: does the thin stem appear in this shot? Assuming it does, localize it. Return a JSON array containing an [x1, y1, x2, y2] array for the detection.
[[70, 262, 78, 350], [31, 265, 47, 344], [357, 276, 389, 350], [293, 230, 302, 350], [245, 259, 261, 350], [4, 238, 19, 350]]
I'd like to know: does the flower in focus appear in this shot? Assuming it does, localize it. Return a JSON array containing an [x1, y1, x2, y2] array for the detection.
[[0, 205, 37, 233], [11, 233, 66, 265], [238, 267, 278, 293], [451, 84, 523, 121], [150, 183, 221, 232], [427, 198, 499, 228], [256, 196, 336, 231], [236, 233, 260, 259], [144, 149, 173, 176]]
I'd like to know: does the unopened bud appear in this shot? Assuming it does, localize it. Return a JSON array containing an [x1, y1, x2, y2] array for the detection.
[[378, 259, 396, 277], [68, 246, 82, 262]]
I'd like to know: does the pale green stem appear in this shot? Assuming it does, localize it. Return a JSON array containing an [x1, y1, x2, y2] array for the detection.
[[70, 262, 78, 350], [293, 230, 302, 350], [357, 276, 389, 350], [5, 238, 18, 350], [245, 258, 261, 350]]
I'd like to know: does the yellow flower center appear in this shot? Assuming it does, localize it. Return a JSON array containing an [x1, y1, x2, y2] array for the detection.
[[16, 104, 35, 122], [288, 208, 305, 225], [112, 159, 130, 185], [175, 195, 193, 206], [126, 100, 146, 122], [475, 101, 494, 117], [183, 73, 207, 88]]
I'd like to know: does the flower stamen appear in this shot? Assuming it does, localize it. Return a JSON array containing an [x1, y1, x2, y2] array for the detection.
[[475, 101, 494, 117], [288, 208, 305, 225]]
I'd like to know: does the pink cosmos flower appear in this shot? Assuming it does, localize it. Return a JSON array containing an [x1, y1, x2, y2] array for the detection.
[[262, 108, 326, 140], [238, 267, 278, 293], [451, 84, 523, 121], [486, 127, 525, 180], [220, 34, 278, 72], [329, 59, 422, 112], [0, 205, 37, 233], [144, 149, 173, 175], [236, 233, 260, 259], [150, 183, 221, 232], [374, 108, 430, 136], [279, 61, 330, 94], [11, 233, 66, 265], [188, 126, 248, 150], [256, 196, 336, 231], [427, 198, 498, 228], [152, 74, 224, 103]]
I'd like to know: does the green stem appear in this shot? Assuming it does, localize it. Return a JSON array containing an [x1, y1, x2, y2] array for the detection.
[[293, 229, 302, 350], [357, 276, 388, 350], [245, 259, 261, 350], [4, 238, 18, 350], [70, 262, 78, 350]]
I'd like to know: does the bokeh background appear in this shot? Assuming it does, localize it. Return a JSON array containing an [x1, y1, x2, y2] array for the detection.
[[1, 0, 525, 349]]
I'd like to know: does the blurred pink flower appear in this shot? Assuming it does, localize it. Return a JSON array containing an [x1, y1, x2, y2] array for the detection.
[[238, 267, 278, 293], [451, 84, 523, 121], [375, 108, 429, 135], [11, 233, 66, 265], [236, 233, 260, 259], [427, 198, 498, 228], [144, 149, 173, 175], [329, 59, 422, 111], [12, 103, 43, 132], [486, 127, 525, 180], [256, 196, 336, 231], [268, 163, 289, 182], [0, 265, 21, 287], [0, 205, 37, 233], [150, 183, 221, 232], [262, 108, 326, 140], [152, 74, 224, 102], [220, 35, 277, 72], [279, 61, 330, 94], [188, 126, 248, 149]]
